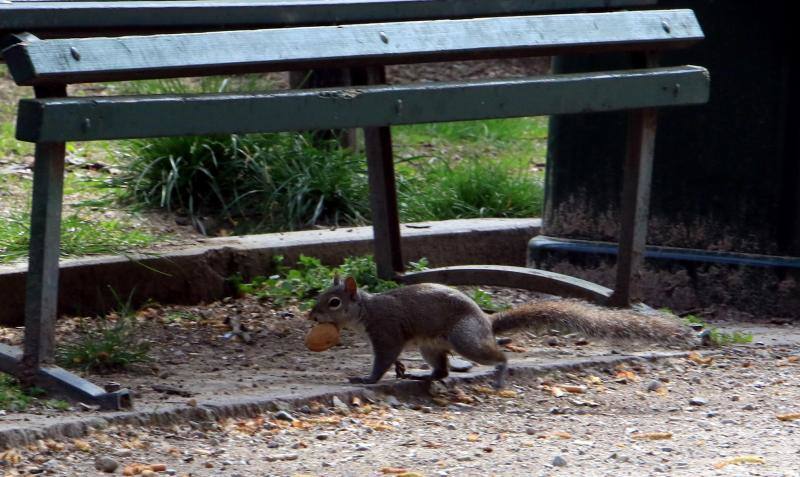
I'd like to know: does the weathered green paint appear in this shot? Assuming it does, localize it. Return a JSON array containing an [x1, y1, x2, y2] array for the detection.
[[3, 10, 703, 85], [16, 66, 709, 142], [22, 140, 66, 370], [0, 0, 657, 36]]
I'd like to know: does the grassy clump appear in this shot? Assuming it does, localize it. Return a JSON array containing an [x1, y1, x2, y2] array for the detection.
[[681, 313, 754, 346], [57, 291, 151, 373], [397, 155, 543, 222], [116, 133, 370, 234], [237, 254, 428, 309], [0, 212, 157, 264]]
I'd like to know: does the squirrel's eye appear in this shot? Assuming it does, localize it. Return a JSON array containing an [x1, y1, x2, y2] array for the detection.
[[328, 297, 342, 309]]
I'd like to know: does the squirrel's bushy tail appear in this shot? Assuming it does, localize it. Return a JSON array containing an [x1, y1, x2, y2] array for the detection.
[[491, 300, 694, 345]]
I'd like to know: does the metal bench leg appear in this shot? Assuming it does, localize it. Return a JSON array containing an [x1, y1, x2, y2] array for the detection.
[[359, 66, 404, 279], [2, 84, 133, 410], [610, 107, 658, 307], [21, 85, 68, 373]]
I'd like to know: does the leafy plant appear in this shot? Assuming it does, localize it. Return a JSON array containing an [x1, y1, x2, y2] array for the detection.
[[238, 254, 428, 309], [470, 288, 510, 313]]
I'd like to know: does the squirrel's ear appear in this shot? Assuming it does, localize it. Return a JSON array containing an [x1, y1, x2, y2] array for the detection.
[[344, 277, 358, 298], [332, 273, 342, 287]]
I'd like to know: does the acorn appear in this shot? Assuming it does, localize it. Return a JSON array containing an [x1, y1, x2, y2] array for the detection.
[[304, 323, 340, 352]]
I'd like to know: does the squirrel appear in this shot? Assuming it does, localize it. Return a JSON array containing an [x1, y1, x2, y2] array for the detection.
[[308, 276, 695, 388]]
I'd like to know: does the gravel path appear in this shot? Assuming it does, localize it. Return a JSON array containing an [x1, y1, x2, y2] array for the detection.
[[2, 344, 799, 476]]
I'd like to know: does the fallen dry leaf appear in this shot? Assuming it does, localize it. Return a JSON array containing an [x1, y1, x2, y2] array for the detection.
[[584, 375, 603, 385], [688, 351, 713, 366], [713, 455, 765, 469], [381, 467, 409, 474], [547, 386, 565, 398], [631, 432, 673, 440], [496, 389, 517, 398], [560, 384, 587, 394], [72, 439, 92, 452], [776, 412, 800, 421], [0, 450, 21, 465], [787, 356, 799, 363], [614, 370, 640, 383], [467, 433, 480, 442], [504, 344, 527, 353]]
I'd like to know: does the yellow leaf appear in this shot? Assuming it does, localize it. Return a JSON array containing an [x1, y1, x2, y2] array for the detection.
[[713, 455, 764, 469], [631, 432, 672, 440], [472, 385, 495, 394], [73, 438, 92, 452], [585, 375, 603, 385], [497, 389, 517, 398], [467, 433, 480, 442], [776, 412, 800, 421], [552, 431, 572, 439]]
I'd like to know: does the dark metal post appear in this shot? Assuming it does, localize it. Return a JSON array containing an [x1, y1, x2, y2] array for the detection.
[[609, 107, 657, 307], [358, 66, 403, 279], [21, 84, 67, 374]]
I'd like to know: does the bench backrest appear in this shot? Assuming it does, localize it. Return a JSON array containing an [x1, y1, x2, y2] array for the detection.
[[4, 10, 702, 86], [3, 8, 708, 144], [1, 0, 658, 37]]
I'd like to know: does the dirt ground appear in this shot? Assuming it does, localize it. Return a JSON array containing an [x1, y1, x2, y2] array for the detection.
[[1, 331, 799, 476], [0, 288, 679, 420], [1, 285, 799, 476]]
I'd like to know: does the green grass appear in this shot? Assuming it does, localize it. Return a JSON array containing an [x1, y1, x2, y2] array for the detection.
[[0, 212, 158, 264], [0, 373, 70, 412], [0, 122, 33, 158], [681, 314, 754, 346], [57, 289, 152, 373]]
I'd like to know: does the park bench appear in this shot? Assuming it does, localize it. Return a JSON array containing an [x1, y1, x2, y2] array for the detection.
[[0, 0, 708, 409]]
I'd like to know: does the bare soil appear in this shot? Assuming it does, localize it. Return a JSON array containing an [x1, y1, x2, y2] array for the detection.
[[1, 321, 798, 476]]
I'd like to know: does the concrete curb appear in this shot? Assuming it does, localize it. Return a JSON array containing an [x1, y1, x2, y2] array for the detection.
[[0, 350, 686, 449], [0, 218, 540, 326]]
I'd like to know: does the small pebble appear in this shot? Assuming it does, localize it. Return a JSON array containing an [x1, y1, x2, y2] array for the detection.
[[689, 397, 707, 406], [93, 457, 118, 474]]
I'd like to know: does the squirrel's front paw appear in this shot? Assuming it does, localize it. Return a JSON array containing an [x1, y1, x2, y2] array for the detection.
[[348, 376, 377, 384]]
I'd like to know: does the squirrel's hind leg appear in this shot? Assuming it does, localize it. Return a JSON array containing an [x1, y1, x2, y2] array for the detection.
[[403, 345, 449, 381], [448, 321, 508, 388]]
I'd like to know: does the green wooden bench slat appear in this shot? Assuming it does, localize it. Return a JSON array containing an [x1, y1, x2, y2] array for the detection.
[[16, 66, 709, 142], [4, 10, 703, 85], [0, 0, 657, 35]]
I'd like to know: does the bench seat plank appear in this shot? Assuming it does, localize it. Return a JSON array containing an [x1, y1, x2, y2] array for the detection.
[[0, 0, 657, 35], [4, 10, 703, 85], [16, 66, 709, 142]]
